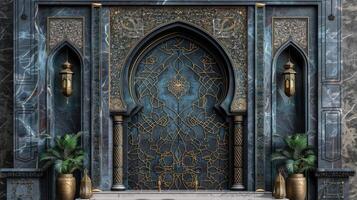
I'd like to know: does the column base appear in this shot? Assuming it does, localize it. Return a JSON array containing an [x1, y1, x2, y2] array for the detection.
[[231, 184, 245, 190], [111, 184, 126, 191]]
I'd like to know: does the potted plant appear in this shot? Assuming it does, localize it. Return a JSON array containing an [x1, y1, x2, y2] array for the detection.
[[271, 133, 316, 200], [40, 133, 84, 200]]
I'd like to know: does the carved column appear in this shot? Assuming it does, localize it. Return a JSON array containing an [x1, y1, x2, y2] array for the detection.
[[231, 115, 245, 190], [112, 115, 126, 190]]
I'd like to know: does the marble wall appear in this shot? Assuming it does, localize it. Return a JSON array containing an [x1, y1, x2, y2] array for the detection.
[[0, 0, 356, 199], [342, 0, 357, 198], [0, 0, 13, 199]]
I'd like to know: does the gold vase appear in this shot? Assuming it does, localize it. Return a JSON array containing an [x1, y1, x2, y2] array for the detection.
[[273, 171, 286, 199], [57, 174, 76, 200], [286, 173, 306, 200], [80, 169, 93, 199]]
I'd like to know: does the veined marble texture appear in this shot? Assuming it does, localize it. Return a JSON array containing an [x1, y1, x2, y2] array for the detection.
[[342, 0, 357, 198], [0, 0, 355, 199], [0, 0, 13, 199]]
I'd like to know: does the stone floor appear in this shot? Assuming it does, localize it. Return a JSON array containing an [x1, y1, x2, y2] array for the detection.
[[87, 191, 287, 200]]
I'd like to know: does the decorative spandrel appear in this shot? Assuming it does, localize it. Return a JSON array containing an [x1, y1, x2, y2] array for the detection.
[[47, 17, 84, 52], [272, 17, 309, 53], [127, 37, 229, 190]]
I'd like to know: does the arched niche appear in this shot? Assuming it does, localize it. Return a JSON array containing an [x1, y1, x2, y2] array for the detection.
[[272, 41, 308, 177], [121, 21, 235, 117], [47, 41, 83, 136], [45, 41, 84, 199], [112, 21, 244, 190]]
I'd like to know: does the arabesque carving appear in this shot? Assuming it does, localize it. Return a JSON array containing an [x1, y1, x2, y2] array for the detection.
[[272, 17, 308, 53], [48, 17, 84, 51], [110, 7, 247, 112]]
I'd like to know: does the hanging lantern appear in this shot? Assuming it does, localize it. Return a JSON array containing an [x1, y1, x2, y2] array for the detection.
[[283, 60, 296, 97], [59, 61, 74, 97]]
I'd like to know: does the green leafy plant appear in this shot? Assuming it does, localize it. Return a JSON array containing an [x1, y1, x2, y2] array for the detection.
[[40, 133, 84, 174], [272, 133, 316, 175]]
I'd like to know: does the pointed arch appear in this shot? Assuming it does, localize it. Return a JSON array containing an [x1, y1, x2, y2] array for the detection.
[[272, 39, 309, 142], [46, 39, 84, 108], [47, 40, 84, 66], [46, 40, 84, 137], [121, 21, 235, 116], [272, 40, 309, 115], [273, 40, 308, 67]]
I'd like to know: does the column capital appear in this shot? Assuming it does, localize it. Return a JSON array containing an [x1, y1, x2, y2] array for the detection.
[[233, 115, 243, 122], [113, 114, 123, 122]]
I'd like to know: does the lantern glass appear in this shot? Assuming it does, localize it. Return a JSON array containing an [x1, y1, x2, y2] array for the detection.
[[283, 60, 296, 97], [59, 61, 74, 97]]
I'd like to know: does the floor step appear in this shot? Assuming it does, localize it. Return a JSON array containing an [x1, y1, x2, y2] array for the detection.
[[86, 191, 287, 200]]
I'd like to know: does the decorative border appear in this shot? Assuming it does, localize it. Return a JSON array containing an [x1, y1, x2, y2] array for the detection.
[[254, 3, 265, 190], [0, 169, 44, 178], [91, 6, 102, 188], [316, 169, 355, 178]]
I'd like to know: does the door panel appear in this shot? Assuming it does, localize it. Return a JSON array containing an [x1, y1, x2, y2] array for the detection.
[[127, 36, 229, 190]]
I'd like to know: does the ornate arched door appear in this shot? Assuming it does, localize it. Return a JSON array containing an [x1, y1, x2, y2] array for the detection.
[[127, 34, 230, 190]]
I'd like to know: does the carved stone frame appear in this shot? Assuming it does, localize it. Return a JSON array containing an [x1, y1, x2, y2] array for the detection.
[[111, 20, 245, 190]]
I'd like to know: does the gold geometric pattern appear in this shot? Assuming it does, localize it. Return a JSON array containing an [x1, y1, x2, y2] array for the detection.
[[234, 168, 243, 184], [113, 116, 124, 186], [127, 37, 229, 190], [113, 126, 123, 146], [234, 146, 243, 168], [113, 147, 123, 167], [113, 168, 123, 184], [167, 74, 190, 99], [232, 116, 244, 186], [234, 126, 243, 146]]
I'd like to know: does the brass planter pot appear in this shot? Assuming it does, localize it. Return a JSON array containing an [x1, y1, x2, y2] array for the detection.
[[286, 174, 306, 200], [57, 174, 76, 200]]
